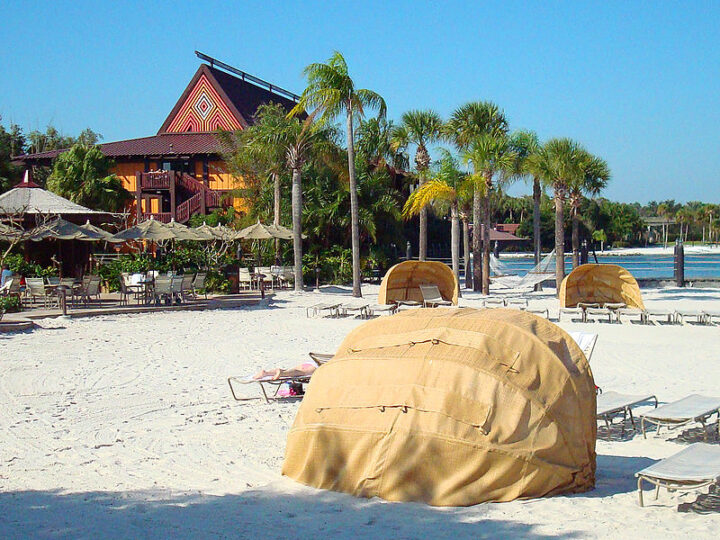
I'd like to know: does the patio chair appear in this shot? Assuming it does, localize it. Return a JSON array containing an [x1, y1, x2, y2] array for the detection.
[[280, 267, 295, 288], [153, 276, 173, 304], [77, 276, 101, 306], [170, 275, 183, 303], [47, 276, 60, 285], [257, 267, 274, 289], [419, 285, 453, 308], [180, 274, 195, 301], [192, 272, 207, 299], [25, 277, 58, 308], [597, 391, 658, 434], [640, 394, 720, 440], [0, 278, 22, 309], [238, 268, 253, 290], [636, 443, 720, 507]]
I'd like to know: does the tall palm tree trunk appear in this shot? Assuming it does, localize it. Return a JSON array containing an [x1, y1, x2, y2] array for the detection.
[[533, 178, 541, 265], [273, 172, 281, 264], [481, 188, 492, 296], [419, 205, 428, 261], [554, 188, 565, 291], [472, 189, 482, 292], [450, 202, 460, 282], [291, 168, 303, 292], [462, 217, 471, 289], [346, 107, 362, 297], [532, 177, 542, 292], [571, 203, 580, 269]]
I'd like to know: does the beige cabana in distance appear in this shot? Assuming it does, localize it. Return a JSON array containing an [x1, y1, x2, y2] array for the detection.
[[282, 308, 597, 506], [559, 264, 645, 309], [378, 260, 459, 305]]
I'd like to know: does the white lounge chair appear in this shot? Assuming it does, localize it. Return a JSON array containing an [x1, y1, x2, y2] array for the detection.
[[568, 332, 599, 361], [558, 306, 585, 322], [305, 302, 341, 318], [339, 303, 370, 318], [640, 394, 720, 440], [482, 298, 505, 309], [616, 307, 645, 324], [675, 310, 708, 325], [597, 391, 658, 433], [419, 285, 453, 308], [636, 443, 720, 506], [644, 309, 675, 325], [505, 298, 528, 309], [228, 373, 311, 403], [526, 307, 549, 319], [703, 310, 720, 325], [368, 304, 398, 316], [585, 307, 614, 323]]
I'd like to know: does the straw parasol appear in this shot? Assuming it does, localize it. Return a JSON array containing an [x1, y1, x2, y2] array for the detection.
[[112, 217, 178, 242], [29, 217, 107, 242], [165, 219, 213, 241], [237, 221, 303, 266], [79, 220, 123, 243]]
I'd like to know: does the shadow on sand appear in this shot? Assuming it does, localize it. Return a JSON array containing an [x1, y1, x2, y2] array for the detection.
[[0, 484, 586, 539]]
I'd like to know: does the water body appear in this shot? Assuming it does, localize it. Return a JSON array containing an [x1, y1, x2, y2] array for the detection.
[[495, 252, 720, 279]]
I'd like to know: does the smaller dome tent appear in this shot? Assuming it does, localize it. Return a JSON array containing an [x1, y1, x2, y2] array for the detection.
[[378, 260, 459, 305], [282, 308, 596, 506], [559, 264, 644, 309]]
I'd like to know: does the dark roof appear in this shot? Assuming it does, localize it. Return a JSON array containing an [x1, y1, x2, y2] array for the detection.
[[15, 133, 226, 164], [158, 64, 298, 133]]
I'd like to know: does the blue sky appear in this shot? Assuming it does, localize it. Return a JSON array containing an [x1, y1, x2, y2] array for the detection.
[[2, 1, 718, 203]]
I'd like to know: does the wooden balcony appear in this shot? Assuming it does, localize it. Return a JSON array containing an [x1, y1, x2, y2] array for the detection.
[[140, 212, 173, 223]]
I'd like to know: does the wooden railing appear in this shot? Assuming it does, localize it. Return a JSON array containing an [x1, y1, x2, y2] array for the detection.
[[139, 171, 172, 189], [175, 192, 202, 223], [141, 212, 172, 223]]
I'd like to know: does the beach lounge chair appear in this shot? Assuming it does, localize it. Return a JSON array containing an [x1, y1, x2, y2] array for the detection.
[[482, 298, 506, 309], [308, 352, 333, 366], [526, 307, 549, 319], [585, 307, 614, 323], [338, 303, 370, 318], [644, 309, 675, 325], [640, 394, 720, 440], [419, 285, 453, 307], [306, 302, 341, 318], [616, 307, 645, 324], [635, 443, 720, 507], [703, 310, 720, 325], [568, 332, 598, 361], [597, 391, 658, 434], [368, 303, 398, 317], [228, 372, 312, 403], [505, 298, 529, 309], [675, 309, 708, 325], [559, 306, 585, 322]]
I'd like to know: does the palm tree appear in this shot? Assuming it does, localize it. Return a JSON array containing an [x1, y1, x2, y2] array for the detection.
[[461, 134, 517, 294], [445, 102, 508, 292], [568, 150, 610, 267], [291, 51, 386, 298], [402, 150, 469, 280], [509, 130, 543, 271], [528, 138, 584, 289], [223, 103, 289, 263], [391, 110, 443, 260]]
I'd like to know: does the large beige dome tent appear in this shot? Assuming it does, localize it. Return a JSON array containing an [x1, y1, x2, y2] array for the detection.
[[377, 260, 459, 305], [282, 308, 597, 506], [559, 264, 644, 309]]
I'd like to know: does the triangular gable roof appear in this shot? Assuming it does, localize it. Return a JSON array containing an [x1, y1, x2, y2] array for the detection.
[[0, 185, 103, 215], [158, 64, 298, 134]]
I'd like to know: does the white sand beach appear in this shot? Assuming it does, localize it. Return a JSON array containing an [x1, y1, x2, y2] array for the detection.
[[1, 285, 719, 539]]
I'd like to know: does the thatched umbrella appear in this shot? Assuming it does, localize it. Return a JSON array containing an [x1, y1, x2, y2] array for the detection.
[[79, 220, 123, 243], [112, 218, 178, 242], [237, 221, 299, 267], [30, 217, 106, 242], [165, 219, 213, 241]]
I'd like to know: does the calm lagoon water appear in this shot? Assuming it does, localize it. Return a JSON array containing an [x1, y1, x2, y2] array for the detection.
[[495, 252, 720, 279]]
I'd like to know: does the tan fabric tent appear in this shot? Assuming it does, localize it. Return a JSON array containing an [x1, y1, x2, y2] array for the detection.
[[283, 308, 597, 506], [559, 264, 645, 309], [378, 260, 459, 305]]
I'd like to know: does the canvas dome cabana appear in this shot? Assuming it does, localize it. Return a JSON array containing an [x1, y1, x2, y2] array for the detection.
[[559, 264, 645, 309], [283, 308, 597, 506], [378, 260, 459, 305]]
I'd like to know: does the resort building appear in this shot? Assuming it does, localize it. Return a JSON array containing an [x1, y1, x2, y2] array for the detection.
[[16, 54, 299, 223]]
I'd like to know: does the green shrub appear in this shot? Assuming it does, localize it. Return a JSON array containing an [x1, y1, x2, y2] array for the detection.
[[3, 253, 57, 279], [0, 295, 20, 313]]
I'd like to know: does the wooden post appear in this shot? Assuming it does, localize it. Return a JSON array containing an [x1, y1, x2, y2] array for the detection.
[[674, 237, 685, 287], [406, 241, 412, 260], [135, 172, 143, 222], [170, 172, 176, 221]]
